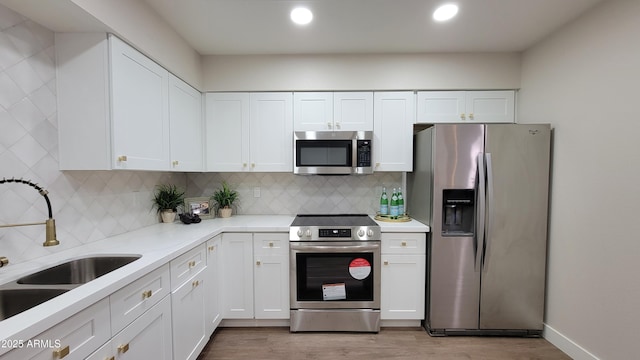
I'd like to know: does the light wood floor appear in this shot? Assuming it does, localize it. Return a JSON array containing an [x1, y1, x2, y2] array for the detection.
[[197, 327, 571, 360]]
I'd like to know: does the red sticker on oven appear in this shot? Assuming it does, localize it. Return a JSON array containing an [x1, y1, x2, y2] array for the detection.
[[349, 258, 371, 280]]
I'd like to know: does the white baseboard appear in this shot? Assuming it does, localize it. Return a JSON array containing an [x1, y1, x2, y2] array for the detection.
[[543, 324, 600, 360]]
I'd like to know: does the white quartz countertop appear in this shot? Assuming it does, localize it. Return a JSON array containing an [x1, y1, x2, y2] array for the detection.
[[0, 214, 428, 350]]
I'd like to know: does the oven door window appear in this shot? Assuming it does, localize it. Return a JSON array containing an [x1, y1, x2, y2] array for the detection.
[[296, 253, 374, 302], [296, 140, 352, 167]]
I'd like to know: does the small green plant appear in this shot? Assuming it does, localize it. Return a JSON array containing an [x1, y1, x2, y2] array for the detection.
[[152, 184, 185, 213], [211, 182, 239, 212]]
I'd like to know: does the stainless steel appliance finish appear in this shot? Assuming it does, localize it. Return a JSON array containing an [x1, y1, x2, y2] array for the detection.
[[408, 124, 551, 336], [294, 131, 373, 175], [289, 214, 381, 332]]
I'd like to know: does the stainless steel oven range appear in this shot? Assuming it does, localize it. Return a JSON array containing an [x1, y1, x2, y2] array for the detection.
[[289, 214, 381, 332]]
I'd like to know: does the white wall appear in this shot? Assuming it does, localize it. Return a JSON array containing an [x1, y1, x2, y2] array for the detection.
[[0, 0, 203, 89], [202, 52, 521, 91], [519, 1, 640, 359]]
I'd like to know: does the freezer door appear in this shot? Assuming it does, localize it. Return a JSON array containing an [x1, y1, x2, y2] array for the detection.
[[480, 124, 550, 330], [429, 124, 484, 330]]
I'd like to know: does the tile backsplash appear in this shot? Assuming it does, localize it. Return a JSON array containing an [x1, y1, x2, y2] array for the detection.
[[0, 5, 185, 265], [186, 172, 402, 216], [0, 4, 403, 266]]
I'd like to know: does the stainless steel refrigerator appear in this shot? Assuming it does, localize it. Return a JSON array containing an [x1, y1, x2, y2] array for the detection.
[[407, 123, 551, 336]]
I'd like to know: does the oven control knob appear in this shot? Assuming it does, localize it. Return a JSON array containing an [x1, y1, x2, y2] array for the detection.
[[358, 229, 365, 237], [367, 229, 374, 237], [305, 229, 312, 237], [297, 229, 304, 237]]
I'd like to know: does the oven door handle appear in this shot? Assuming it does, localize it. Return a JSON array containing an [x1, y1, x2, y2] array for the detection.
[[290, 242, 380, 252]]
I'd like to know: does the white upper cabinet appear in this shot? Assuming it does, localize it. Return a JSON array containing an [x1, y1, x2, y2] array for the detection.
[[206, 92, 293, 172], [110, 35, 170, 170], [333, 92, 374, 131], [56, 33, 203, 171], [293, 92, 333, 131], [250, 93, 294, 172], [373, 92, 415, 172], [205, 93, 250, 172], [293, 92, 373, 131], [416, 90, 515, 124], [169, 74, 203, 172]]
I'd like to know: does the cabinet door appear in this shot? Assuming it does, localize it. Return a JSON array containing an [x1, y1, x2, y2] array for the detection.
[[416, 91, 465, 123], [333, 92, 374, 131], [111, 295, 173, 360], [249, 93, 293, 172], [205, 235, 222, 336], [172, 269, 207, 360], [205, 93, 250, 171], [380, 254, 426, 320], [465, 91, 515, 123], [293, 92, 334, 131], [253, 233, 289, 319], [110, 264, 171, 335], [170, 244, 206, 292], [110, 35, 170, 170], [2, 298, 111, 360], [221, 233, 254, 318], [373, 92, 415, 172], [169, 74, 203, 171]]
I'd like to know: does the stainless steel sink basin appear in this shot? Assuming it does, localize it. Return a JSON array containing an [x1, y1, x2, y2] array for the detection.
[[0, 288, 69, 321], [17, 255, 141, 285]]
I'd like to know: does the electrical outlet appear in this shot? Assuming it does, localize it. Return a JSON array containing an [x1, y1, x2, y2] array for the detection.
[[253, 187, 261, 198]]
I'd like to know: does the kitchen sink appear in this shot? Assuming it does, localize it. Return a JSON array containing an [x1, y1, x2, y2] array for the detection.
[[17, 255, 141, 285], [0, 288, 69, 321]]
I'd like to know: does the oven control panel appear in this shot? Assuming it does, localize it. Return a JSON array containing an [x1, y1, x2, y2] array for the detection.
[[290, 226, 380, 241], [319, 229, 351, 238]]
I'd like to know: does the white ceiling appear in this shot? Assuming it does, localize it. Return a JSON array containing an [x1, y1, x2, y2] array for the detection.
[[143, 0, 603, 55]]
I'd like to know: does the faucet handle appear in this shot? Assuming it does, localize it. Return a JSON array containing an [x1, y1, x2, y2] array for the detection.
[[0, 257, 8, 267]]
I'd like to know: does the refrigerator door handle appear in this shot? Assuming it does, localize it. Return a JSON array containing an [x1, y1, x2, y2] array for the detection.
[[475, 152, 486, 272], [484, 153, 495, 272]]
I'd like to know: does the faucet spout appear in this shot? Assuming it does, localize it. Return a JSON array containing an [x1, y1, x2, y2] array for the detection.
[[0, 177, 59, 247]]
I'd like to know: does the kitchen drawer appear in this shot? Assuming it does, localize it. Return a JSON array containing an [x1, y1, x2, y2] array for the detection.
[[381, 233, 426, 254], [2, 298, 110, 360], [110, 263, 170, 334], [171, 244, 206, 290], [253, 233, 289, 256]]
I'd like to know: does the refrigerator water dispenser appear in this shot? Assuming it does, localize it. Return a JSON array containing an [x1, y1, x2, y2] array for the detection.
[[442, 189, 474, 236]]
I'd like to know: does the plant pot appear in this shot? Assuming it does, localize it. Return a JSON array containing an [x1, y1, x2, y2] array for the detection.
[[160, 210, 177, 223], [219, 208, 233, 218]]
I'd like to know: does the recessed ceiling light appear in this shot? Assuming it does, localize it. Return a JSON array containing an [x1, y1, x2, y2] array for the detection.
[[433, 4, 459, 22], [291, 7, 313, 25]]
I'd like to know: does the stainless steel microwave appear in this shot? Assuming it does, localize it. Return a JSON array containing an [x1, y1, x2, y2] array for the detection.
[[294, 131, 373, 175]]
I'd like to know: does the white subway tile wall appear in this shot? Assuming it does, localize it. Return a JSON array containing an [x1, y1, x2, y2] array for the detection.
[[0, 4, 403, 265]]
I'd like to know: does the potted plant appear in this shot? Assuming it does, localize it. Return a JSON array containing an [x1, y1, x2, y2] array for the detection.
[[152, 184, 185, 223], [211, 182, 239, 218]]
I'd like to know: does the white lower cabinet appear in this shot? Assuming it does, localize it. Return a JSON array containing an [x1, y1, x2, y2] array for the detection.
[[205, 235, 222, 336], [221, 232, 290, 320], [2, 298, 110, 360], [253, 233, 290, 319], [171, 244, 208, 360], [380, 233, 427, 320], [87, 295, 173, 360], [221, 233, 254, 319]]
